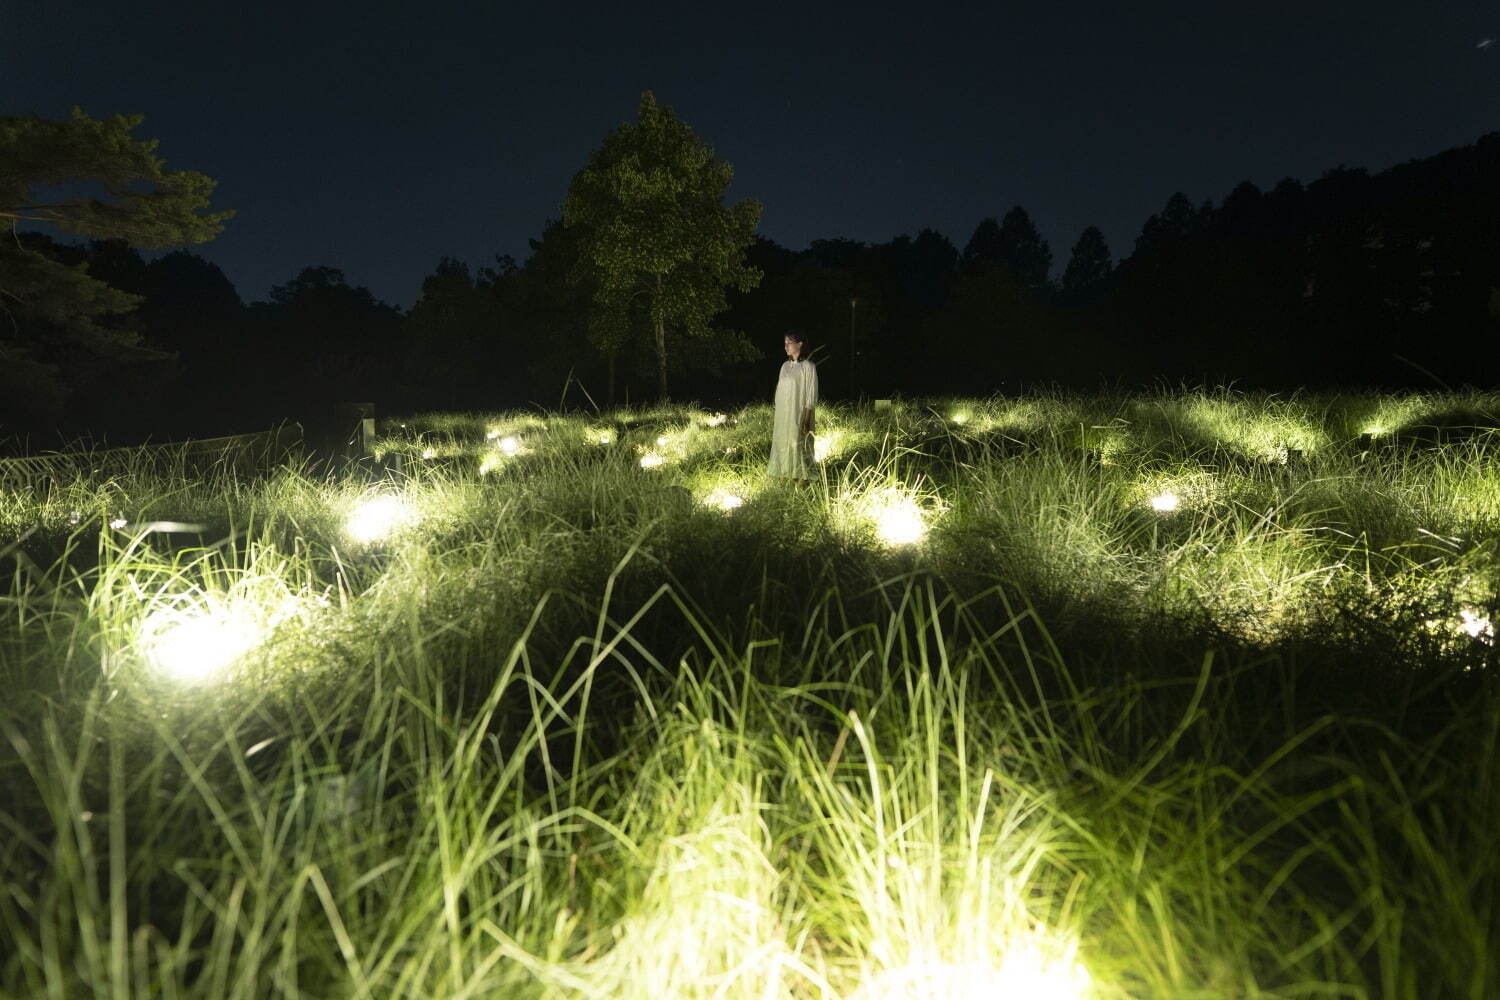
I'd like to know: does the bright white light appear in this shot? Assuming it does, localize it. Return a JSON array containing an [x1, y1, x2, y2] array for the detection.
[[421, 447, 437, 459], [497, 435, 521, 457], [345, 496, 413, 544], [852, 951, 1091, 1000], [704, 488, 744, 512], [951, 412, 970, 425], [703, 412, 728, 427], [639, 451, 665, 469], [1460, 607, 1493, 641], [141, 606, 261, 684], [814, 436, 833, 462], [109, 517, 128, 530], [656, 435, 670, 447], [1150, 491, 1180, 512], [870, 489, 927, 546]]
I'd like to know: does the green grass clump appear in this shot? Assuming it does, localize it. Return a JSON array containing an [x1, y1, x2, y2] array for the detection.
[[1, 388, 1498, 997]]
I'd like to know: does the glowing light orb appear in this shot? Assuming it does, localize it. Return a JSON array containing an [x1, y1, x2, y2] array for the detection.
[[656, 435, 670, 447], [870, 489, 928, 546], [852, 953, 1091, 1000], [814, 436, 833, 462], [1460, 607, 1493, 641], [951, 412, 970, 425], [639, 451, 665, 469], [703, 412, 728, 427], [497, 435, 521, 457], [421, 447, 437, 459], [1150, 491, 1180, 512], [109, 517, 127, 530], [141, 606, 261, 684], [345, 496, 413, 544], [704, 488, 744, 512]]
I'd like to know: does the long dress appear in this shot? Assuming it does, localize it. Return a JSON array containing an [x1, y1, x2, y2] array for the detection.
[[768, 358, 818, 478]]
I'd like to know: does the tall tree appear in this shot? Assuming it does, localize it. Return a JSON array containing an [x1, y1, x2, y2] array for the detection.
[[996, 206, 1052, 291], [0, 108, 231, 424], [1060, 226, 1112, 300], [249, 266, 404, 417], [562, 91, 762, 400], [961, 217, 1004, 271]]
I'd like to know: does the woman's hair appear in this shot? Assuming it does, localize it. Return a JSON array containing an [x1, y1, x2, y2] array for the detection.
[[783, 328, 809, 354]]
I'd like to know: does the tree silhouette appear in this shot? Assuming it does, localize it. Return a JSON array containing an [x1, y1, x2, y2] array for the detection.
[[0, 108, 230, 426], [995, 206, 1052, 291], [1060, 226, 1112, 301], [961, 217, 1004, 271], [406, 256, 523, 411], [563, 91, 762, 400], [251, 266, 404, 417]]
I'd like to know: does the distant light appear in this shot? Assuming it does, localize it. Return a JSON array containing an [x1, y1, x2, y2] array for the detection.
[[345, 496, 412, 544], [497, 435, 521, 457], [1460, 607, 1493, 641], [141, 606, 261, 684], [870, 489, 927, 546], [1150, 492, 1180, 512], [639, 451, 665, 469], [704, 488, 744, 512]]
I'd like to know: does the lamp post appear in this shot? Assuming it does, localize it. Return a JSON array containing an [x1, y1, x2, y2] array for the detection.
[[849, 296, 859, 398]]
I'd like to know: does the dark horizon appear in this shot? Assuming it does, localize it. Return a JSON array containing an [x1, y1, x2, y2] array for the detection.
[[11, 0, 1499, 307]]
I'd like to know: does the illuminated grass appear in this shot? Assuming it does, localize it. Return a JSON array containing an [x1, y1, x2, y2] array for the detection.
[[0, 389, 1498, 996]]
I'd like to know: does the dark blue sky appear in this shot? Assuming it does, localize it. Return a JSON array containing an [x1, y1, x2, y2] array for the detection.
[[9, 1, 1498, 307]]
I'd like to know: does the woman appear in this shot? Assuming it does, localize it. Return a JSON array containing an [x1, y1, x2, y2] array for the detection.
[[768, 329, 818, 479]]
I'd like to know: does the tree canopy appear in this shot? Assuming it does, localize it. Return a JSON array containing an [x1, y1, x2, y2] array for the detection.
[[563, 91, 762, 400], [0, 108, 232, 425]]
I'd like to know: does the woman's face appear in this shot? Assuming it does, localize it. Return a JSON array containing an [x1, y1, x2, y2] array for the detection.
[[783, 336, 801, 361]]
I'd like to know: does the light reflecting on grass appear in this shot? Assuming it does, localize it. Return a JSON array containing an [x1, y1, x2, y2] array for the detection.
[[2, 390, 1500, 996]]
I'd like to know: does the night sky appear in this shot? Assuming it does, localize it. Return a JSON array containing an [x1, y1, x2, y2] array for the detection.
[[10, 1, 1498, 308]]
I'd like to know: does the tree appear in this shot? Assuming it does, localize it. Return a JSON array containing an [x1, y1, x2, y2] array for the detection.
[[961, 218, 1004, 271], [563, 91, 762, 400], [249, 266, 404, 417], [405, 256, 522, 410], [996, 206, 1052, 291], [1060, 226, 1112, 300], [0, 108, 231, 425]]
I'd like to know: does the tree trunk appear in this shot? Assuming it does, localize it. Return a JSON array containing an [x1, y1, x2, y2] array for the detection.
[[654, 273, 668, 400]]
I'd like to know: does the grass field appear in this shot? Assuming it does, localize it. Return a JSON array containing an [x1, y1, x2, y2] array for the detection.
[[2, 388, 1497, 998]]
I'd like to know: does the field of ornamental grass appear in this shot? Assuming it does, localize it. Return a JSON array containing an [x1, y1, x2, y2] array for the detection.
[[1, 388, 1498, 998]]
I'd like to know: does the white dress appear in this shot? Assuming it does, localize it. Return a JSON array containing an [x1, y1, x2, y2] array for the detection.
[[768, 358, 818, 478]]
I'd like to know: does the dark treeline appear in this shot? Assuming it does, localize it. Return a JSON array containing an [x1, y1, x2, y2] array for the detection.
[[14, 131, 1500, 443]]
